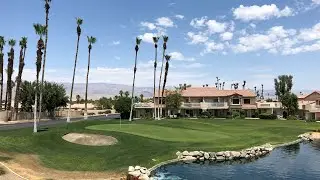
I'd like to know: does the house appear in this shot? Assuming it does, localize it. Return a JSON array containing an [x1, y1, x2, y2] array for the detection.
[[298, 91, 320, 120], [135, 87, 257, 118]]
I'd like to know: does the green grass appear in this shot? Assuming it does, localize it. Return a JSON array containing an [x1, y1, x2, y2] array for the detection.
[[0, 119, 319, 173]]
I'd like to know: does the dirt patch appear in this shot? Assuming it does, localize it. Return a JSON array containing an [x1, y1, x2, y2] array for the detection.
[[0, 152, 125, 180], [62, 133, 118, 146]]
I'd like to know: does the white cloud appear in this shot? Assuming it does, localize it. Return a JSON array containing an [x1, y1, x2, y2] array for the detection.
[[250, 23, 256, 28], [282, 41, 320, 55], [114, 56, 121, 60], [112, 41, 120, 45], [169, 52, 195, 61], [220, 32, 234, 41], [298, 23, 320, 41], [175, 14, 184, 19], [187, 32, 209, 44], [312, 0, 320, 4], [140, 22, 156, 30], [139, 60, 154, 68], [232, 26, 298, 53], [206, 20, 227, 33], [183, 63, 205, 69], [138, 33, 156, 44], [156, 17, 174, 27], [233, 4, 294, 21], [202, 42, 224, 55], [190, 17, 208, 28]]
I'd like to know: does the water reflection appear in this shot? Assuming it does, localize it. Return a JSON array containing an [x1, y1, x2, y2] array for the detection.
[[153, 142, 320, 180]]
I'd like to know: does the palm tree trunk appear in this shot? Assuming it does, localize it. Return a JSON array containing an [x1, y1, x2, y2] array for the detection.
[[13, 47, 25, 120], [34, 79, 38, 133], [67, 35, 80, 123], [84, 48, 91, 119], [6, 49, 14, 120], [38, 7, 49, 123], [129, 51, 138, 121], [161, 63, 169, 104], [153, 47, 157, 120], [157, 49, 166, 120], [0, 53, 3, 111]]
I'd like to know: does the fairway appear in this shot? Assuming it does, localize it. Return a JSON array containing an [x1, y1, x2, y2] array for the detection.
[[0, 119, 319, 173]]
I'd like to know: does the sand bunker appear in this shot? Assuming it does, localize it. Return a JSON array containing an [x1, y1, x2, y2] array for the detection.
[[62, 133, 118, 146]]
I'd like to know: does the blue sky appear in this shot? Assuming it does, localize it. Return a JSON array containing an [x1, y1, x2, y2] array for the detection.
[[1, 0, 320, 90]]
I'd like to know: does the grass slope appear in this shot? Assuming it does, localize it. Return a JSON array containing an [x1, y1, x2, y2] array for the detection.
[[0, 119, 319, 172]]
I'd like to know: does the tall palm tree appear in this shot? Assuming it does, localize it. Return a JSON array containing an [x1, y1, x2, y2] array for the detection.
[[5, 39, 16, 117], [38, 0, 51, 123], [33, 23, 46, 133], [84, 36, 96, 119], [13, 37, 27, 120], [129, 37, 142, 121], [152, 36, 159, 120], [0, 36, 5, 110], [161, 55, 171, 114], [67, 18, 83, 123], [157, 36, 168, 120]]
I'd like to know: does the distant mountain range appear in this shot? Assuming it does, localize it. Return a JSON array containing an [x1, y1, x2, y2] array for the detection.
[[1, 83, 315, 100]]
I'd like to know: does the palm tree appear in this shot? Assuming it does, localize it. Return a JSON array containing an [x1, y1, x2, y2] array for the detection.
[[13, 37, 27, 120], [157, 36, 168, 120], [129, 37, 142, 121], [0, 36, 5, 110], [38, 0, 52, 123], [76, 94, 81, 103], [125, 91, 130, 97], [242, 80, 246, 90], [161, 55, 171, 113], [152, 36, 159, 120], [119, 90, 124, 97], [84, 36, 96, 119], [140, 94, 144, 102], [5, 39, 16, 117], [222, 82, 225, 90], [33, 23, 46, 133], [67, 18, 83, 123]]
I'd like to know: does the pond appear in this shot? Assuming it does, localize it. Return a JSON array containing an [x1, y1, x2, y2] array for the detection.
[[152, 141, 320, 180]]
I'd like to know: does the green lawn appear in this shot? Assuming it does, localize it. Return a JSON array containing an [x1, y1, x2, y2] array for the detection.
[[0, 119, 319, 173]]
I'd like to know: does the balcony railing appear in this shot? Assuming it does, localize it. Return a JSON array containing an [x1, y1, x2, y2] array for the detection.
[[181, 102, 228, 109]]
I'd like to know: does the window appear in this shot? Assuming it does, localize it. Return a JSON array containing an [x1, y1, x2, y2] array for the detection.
[[244, 99, 250, 104], [232, 98, 240, 105], [317, 100, 320, 106]]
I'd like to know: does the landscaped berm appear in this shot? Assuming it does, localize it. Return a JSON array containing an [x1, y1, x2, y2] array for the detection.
[[0, 119, 320, 179]]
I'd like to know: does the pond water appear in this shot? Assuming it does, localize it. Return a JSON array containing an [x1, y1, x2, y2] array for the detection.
[[152, 141, 320, 180]]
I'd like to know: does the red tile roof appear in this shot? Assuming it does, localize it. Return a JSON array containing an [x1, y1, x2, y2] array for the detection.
[[181, 87, 256, 97]]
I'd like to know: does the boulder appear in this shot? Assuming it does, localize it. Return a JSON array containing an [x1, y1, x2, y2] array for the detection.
[[216, 156, 225, 162], [190, 151, 201, 157], [245, 155, 250, 159], [128, 166, 135, 172], [182, 151, 189, 156], [204, 152, 210, 159], [182, 156, 197, 162], [224, 151, 231, 158], [240, 151, 246, 158], [135, 166, 141, 170], [199, 157, 205, 161], [129, 170, 141, 177], [140, 168, 146, 174], [139, 174, 150, 180], [216, 152, 224, 156], [176, 151, 182, 156], [209, 152, 216, 158], [199, 151, 205, 156], [231, 151, 241, 158]]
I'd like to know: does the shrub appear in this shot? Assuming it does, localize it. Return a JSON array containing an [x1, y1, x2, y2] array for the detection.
[[232, 111, 241, 119], [252, 111, 259, 118], [259, 113, 277, 120], [98, 110, 112, 115], [287, 115, 298, 120], [0, 167, 5, 175], [200, 111, 212, 118], [88, 112, 95, 116]]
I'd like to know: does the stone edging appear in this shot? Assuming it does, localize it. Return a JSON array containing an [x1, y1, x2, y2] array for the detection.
[[127, 133, 315, 180]]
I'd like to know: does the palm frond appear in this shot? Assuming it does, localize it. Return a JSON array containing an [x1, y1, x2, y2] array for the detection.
[[87, 36, 97, 44], [165, 55, 171, 61], [163, 35, 169, 43], [0, 36, 5, 47], [136, 37, 142, 45], [19, 37, 28, 48], [152, 36, 159, 44], [76, 18, 83, 25], [33, 23, 46, 37], [8, 39, 16, 47]]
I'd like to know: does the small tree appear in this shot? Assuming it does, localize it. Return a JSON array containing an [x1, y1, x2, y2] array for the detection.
[[114, 91, 131, 119], [165, 91, 182, 115], [274, 75, 298, 116]]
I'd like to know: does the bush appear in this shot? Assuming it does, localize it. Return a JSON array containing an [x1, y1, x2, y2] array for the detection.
[[200, 111, 212, 118], [252, 111, 259, 118], [287, 115, 298, 120], [98, 110, 112, 115], [88, 112, 95, 116], [232, 111, 241, 119], [259, 113, 277, 120]]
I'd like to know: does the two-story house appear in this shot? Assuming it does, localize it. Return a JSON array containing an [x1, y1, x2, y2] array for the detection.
[[134, 87, 257, 118]]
